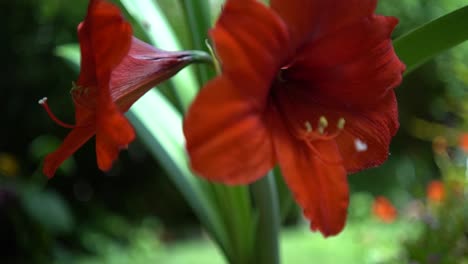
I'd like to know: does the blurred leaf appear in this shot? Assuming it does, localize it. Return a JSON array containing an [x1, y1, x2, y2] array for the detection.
[[395, 5, 468, 74], [126, 91, 230, 254], [251, 174, 280, 264], [118, 2, 259, 263], [55, 44, 80, 72], [179, 0, 214, 85], [29, 135, 75, 175], [20, 186, 74, 233]]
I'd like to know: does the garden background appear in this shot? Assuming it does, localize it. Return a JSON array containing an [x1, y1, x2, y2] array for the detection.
[[1, 0, 467, 263]]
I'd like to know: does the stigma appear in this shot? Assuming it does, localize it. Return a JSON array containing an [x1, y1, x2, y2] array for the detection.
[[39, 97, 76, 129]]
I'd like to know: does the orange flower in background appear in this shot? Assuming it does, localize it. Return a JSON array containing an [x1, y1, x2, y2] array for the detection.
[[41, 0, 202, 177], [184, 0, 405, 236], [459, 133, 468, 153], [426, 180, 445, 203], [372, 196, 397, 223]]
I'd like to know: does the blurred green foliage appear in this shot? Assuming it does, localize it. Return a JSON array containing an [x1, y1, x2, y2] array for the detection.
[[1, 0, 467, 263]]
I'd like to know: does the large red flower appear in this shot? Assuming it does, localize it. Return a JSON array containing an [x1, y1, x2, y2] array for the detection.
[[42, 0, 201, 177], [183, 0, 405, 236]]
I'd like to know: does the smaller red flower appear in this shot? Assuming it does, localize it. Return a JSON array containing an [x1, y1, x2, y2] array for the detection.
[[426, 180, 445, 203], [41, 0, 204, 177], [372, 196, 397, 223]]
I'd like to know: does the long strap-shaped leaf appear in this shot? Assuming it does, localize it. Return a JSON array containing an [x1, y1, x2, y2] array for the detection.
[[394, 5, 468, 74], [119, 1, 259, 263], [179, 0, 214, 85], [177, 1, 264, 263]]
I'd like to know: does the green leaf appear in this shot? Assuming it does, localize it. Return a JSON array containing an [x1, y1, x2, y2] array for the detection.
[[126, 91, 231, 257], [251, 173, 280, 264], [55, 44, 80, 72], [119, 0, 198, 111], [20, 186, 74, 234], [177, 2, 261, 263], [179, 0, 215, 85], [394, 5, 468, 74]]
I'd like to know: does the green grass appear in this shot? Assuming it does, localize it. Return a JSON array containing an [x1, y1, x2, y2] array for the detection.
[[67, 219, 415, 264]]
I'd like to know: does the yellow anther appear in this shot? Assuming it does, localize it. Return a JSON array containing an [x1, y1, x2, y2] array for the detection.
[[304, 121, 313, 133], [318, 116, 328, 134], [337, 118, 345, 130]]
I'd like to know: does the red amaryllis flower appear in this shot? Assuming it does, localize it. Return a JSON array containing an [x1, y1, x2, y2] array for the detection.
[[426, 180, 445, 203], [41, 0, 204, 178], [184, 0, 405, 236], [372, 196, 397, 223]]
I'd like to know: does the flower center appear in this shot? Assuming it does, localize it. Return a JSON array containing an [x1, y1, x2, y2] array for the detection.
[[70, 81, 96, 109], [293, 116, 345, 165], [276, 64, 293, 84]]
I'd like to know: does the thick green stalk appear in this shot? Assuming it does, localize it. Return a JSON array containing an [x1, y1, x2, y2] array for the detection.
[[179, 3, 262, 264], [251, 172, 281, 264], [211, 184, 254, 264]]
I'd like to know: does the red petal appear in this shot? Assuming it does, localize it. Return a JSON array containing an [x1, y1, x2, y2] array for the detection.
[[95, 84, 135, 171], [210, 0, 290, 104], [77, 22, 96, 87], [270, 107, 349, 236], [273, 82, 398, 174], [88, 0, 132, 75], [335, 93, 399, 173], [183, 0, 291, 183], [43, 125, 95, 178], [77, 0, 132, 87], [286, 15, 405, 109], [270, 0, 377, 47], [183, 77, 275, 184]]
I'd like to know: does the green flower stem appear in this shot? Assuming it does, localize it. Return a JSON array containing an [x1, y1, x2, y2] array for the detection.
[[188, 50, 214, 65], [211, 184, 254, 264], [120, 0, 199, 112], [251, 172, 281, 264], [179, 0, 215, 85]]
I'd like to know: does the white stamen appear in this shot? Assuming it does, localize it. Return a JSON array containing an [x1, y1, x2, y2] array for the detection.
[[38, 97, 48, 105], [305, 121, 313, 133], [354, 139, 367, 152], [318, 116, 328, 134], [337, 118, 346, 130]]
